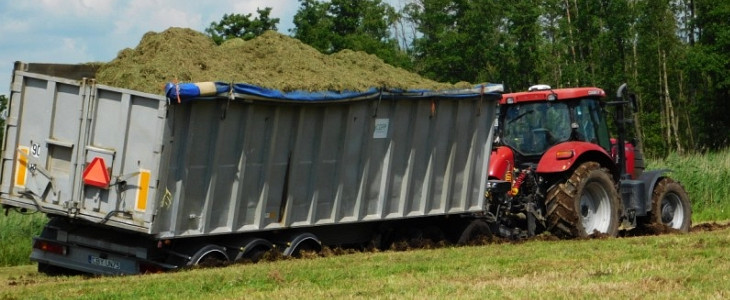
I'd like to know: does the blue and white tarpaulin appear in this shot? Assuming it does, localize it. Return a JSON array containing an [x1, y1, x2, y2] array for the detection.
[[165, 81, 504, 104]]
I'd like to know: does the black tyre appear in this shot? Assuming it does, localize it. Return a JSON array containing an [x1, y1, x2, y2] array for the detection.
[[457, 219, 492, 245], [187, 244, 229, 267], [648, 178, 691, 232], [546, 162, 621, 238]]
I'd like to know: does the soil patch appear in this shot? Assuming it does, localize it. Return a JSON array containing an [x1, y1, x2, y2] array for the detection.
[[690, 221, 730, 232]]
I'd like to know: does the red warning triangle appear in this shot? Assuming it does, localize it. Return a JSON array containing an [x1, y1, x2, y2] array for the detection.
[[83, 157, 110, 189]]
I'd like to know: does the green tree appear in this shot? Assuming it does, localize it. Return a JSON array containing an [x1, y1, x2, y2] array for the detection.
[[205, 8, 279, 45], [291, 0, 333, 52], [405, 0, 510, 85], [683, 0, 730, 149], [413, 0, 726, 153], [292, 0, 411, 69]]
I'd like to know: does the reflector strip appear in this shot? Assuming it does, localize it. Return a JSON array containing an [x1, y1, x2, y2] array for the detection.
[[135, 169, 150, 212], [15, 147, 29, 188]]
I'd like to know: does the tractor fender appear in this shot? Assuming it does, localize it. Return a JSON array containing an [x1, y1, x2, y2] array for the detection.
[[283, 232, 322, 257], [536, 142, 616, 175], [637, 169, 671, 214], [488, 146, 515, 180]]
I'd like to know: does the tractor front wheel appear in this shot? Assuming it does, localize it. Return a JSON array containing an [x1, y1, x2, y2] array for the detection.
[[546, 162, 621, 238], [648, 178, 691, 232]]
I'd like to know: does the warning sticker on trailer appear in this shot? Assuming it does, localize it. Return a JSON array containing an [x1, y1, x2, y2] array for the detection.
[[373, 118, 389, 139]]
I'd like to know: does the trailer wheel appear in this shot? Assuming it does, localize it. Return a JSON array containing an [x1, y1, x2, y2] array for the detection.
[[546, 162, 620, 238], [187, 245, 229, 267], [648, 178, 691, 232], [457, 219, 492, 245], [283, 233, 322, 258], [233, 239, 274, 263]]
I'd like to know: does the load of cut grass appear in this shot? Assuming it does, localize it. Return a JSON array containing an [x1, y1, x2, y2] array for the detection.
[[96, 27, 467, 94]]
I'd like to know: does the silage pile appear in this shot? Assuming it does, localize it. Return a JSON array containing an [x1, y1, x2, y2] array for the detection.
[[96, 27, 468, 94]]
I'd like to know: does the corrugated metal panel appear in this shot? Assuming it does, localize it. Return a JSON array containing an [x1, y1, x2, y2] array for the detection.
[[1, 64, 498, 239], [151, 95, 496, 238], [0, 68, 167, 232]]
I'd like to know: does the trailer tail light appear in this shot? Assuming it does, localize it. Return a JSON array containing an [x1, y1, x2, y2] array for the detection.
[[556, 150, 574, 160], [33, 240, 68, 256]]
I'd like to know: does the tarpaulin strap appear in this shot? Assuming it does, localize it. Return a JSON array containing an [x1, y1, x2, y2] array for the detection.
[[221, 83, 234, 120], [430, 99, 436, 118], [174, 79, 181, 104], [477, 84, 485, 116], [372, 88, 383, 118]]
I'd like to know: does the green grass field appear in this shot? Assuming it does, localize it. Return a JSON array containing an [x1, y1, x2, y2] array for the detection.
[[0, 210, 45, 267], [0, 149, 728, 298], [0, 225, 728, 299]]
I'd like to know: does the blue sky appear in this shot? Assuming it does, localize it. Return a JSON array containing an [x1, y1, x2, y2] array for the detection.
[[0, 0, 409, 97], [0, 0, 312, 97]]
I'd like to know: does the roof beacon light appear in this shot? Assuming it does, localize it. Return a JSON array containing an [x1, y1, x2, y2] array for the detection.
[[528, 84, 551, 91]]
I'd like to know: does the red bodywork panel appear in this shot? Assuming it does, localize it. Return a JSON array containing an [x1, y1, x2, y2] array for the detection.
[[536, 141, 611, 174], [611, 138, 637, 179], [489, 146, 515, 180], [501, 87, 606, 104]]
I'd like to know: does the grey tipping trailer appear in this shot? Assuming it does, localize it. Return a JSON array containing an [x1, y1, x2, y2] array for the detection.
[[1, 62, 502, 275]]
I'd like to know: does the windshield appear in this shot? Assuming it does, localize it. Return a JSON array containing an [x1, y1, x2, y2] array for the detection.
[[502, 102, 571, 155], [575, 99, 611, 150]]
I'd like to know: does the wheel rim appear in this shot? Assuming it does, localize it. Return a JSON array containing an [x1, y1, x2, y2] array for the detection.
[[579, 181, 612, 234], [661, 192, 685, 229]]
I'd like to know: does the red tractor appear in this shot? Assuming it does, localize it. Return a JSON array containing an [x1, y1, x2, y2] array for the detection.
[[484, 84, 691, 239]]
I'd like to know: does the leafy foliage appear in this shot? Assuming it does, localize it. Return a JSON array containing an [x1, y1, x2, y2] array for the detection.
[[205, 8, 279, 45], [203, 0, 729, 154], [399, 0, 729, 154], [291, 0, 411, 69]]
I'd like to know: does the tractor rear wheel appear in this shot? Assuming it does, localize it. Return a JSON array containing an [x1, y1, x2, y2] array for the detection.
[[546, 162, 620, 238], [648, 178, 691, 232]]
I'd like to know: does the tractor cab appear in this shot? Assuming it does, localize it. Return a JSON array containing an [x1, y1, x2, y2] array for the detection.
[[496, 86, 611, 161]]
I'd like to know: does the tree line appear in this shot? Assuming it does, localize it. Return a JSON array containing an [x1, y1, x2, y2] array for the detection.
[[154, 0, 730, 156]]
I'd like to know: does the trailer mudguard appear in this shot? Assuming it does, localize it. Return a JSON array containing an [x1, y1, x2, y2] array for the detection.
[[187, 244, 229, 266], [283, 233, 322, 257], [233, 238, 274, 262]]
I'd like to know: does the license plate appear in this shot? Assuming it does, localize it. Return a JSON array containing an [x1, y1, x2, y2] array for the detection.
[[88, 255, 121, 270]]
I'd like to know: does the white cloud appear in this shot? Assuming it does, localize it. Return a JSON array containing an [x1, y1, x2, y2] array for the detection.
[[114, 0, 204, 36], [36, 0, 115, 16], [0, 0, 311, 96]]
